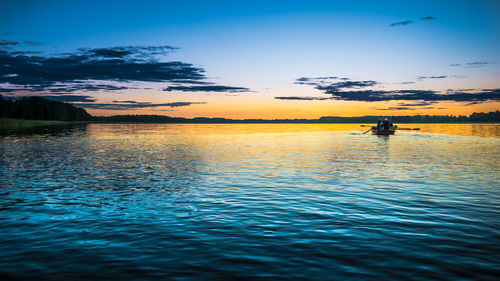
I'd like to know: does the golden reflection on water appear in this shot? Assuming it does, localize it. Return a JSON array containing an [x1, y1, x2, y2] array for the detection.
[[83, 123, 499, 187], [87, 123, 500, 138], [401, 123, 500, 138]]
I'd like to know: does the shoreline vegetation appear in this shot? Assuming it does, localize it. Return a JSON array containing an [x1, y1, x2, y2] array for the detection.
[[93, 112, 499, 124], [1, 96, 499, 132]]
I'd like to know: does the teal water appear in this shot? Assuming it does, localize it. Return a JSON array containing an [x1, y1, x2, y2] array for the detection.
[[1, 124, 499, 280]]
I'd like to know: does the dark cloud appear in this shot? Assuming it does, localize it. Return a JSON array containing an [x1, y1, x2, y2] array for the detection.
[[73, 101, 206, 110], [0, 45, 249, 94], [316, 80, 378, 92], [24, 41, 42, 46], [390, 20, 412, 27], [38, 95, 96, 102], [112, 100, 139, 104], [390, 16, 436, 27], [296, 77, 310, 82], [400, 81, 416, 84], [377, 107, 417, 111], [164, 85, 249, 93], [287, 76, 500, 104], [294, 76, 343, 85], [397, 101, 435, 106], [0, 81, 130, 93], [308, 76, 339, 80], [8, 50, 41, 55], [322, 88, 499, 103], [449, 61, 492, 68], [167, 79, 212, 85], [45, 83, 130, 92], [418, 75, 448, 80], [0, 40, 42, 49], [417, 75, 466, 80], [0, 39, 20, 49], [294, 76, 348, 86], [82, 48, 133, 58], [294, 81, 321, 86], [76, 46, 177, 60], [274, 96, 332, 100], [0, 87, 19, 92], [0, 46, 204, 87]]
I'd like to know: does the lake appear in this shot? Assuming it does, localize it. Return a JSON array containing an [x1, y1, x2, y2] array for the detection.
[[1, 123, 499, 280]]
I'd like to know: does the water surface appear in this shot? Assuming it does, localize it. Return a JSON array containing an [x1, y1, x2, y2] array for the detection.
[[1, 124, 499, 280]]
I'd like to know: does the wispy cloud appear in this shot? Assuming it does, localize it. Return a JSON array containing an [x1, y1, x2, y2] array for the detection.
[[390, 16, 436, 27], [73, 101, 206, 110], [164, 85, 249, 93], [397, 101, 436, 106], [417, 75, 448, 80], [376, 107, 418, 111], [0, 39, 42, 49], [420, 16, 436, 21], [24, 41, 42, 46], [294, 76, 348, 85], [390, 20, 413, 27], [0, 39, 20, 49], [417, 75, 466, 80], [449, 61, 492, 68], [274, 96, 331, 100]]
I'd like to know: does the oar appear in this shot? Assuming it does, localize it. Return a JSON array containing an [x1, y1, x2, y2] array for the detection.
[[363, 128, 372, 134], [397, 127, 420, 130], [360, 125, 371, 127]]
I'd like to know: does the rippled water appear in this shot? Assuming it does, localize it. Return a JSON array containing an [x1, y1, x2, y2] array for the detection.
[[1, 124, 499, 280]]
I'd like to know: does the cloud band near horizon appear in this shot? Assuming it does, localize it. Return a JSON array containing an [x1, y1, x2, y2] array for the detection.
[[275, 77, 500, 105]]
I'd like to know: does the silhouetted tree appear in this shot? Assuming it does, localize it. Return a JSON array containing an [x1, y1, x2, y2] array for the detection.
[[0, 96, 92, 121]]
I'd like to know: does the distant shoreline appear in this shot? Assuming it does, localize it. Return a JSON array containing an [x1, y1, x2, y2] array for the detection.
[[92, 113, 500, 124]]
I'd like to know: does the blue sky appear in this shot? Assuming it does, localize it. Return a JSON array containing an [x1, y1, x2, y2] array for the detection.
[[1, 0, 499, 117]]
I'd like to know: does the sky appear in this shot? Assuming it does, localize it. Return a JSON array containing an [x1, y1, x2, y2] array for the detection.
[[0, 0, 499, 118]]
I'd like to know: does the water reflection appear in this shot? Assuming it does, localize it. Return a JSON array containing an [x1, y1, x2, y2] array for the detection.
[[0, 123, 499, 280], [0, 123, 89, 136], [404, 123, 500, 138]]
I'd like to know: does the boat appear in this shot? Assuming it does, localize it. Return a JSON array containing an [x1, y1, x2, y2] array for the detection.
[[361, 121, 419, 135], [371, 125, 397, 135], [368, 119, 397, 135]]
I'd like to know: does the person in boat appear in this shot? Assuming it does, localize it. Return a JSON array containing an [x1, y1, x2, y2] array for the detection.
[[382, 118, 390, 130], [376, 119, 382, 130]]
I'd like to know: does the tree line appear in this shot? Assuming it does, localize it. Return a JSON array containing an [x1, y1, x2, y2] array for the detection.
[[97, 111, 499, 123], [0, 96, 92, 121], [1, 95, 498, 123], [318, 111, 500, 123]]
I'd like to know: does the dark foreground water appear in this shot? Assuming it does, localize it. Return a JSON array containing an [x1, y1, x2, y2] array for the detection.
[[1, 124, 499, 280]]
